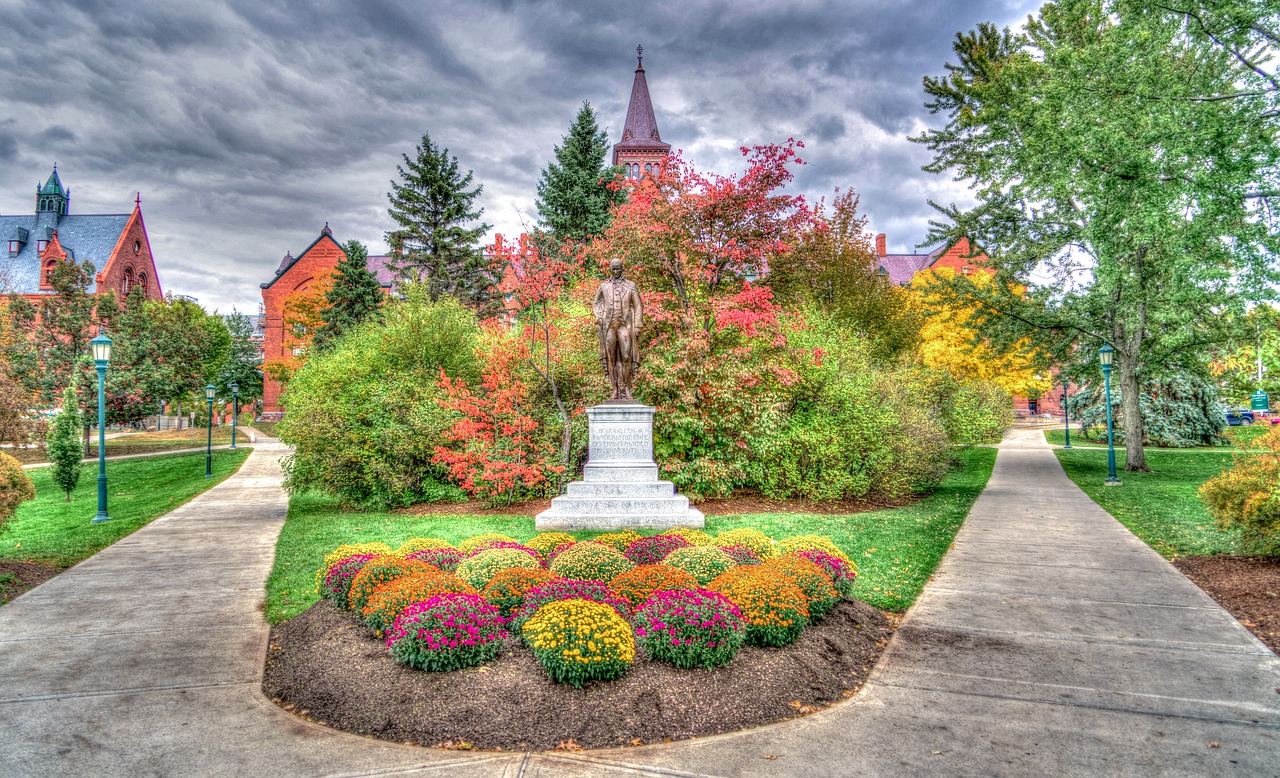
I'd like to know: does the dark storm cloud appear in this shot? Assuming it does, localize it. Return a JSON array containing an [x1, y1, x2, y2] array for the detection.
[[0, 0, 1039, 312]]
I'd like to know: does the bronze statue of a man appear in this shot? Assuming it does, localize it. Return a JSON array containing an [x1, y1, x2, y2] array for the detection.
[[593, 259, 642, 401]]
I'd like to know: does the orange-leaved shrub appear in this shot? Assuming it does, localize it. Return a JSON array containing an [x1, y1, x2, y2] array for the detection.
[[1200, 428, 1280, 552]]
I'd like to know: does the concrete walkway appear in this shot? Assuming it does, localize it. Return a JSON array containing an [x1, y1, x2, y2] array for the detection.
[[0, 432, 1278, 776], [21, 444, 239, 470]]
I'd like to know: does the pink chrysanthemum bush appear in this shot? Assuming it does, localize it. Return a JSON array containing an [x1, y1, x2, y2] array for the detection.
[[623, 534, 690, 565], [321, 553, 379, 610], [791, 549, 857, 598], [406, 547, 464, 572], [549, 541, 635, 582], [509, 578, 633, 635], [362, 572, 478, 634], [521, 599, 636, 687], [635, 589, 747, 669], [717, 543, 762, 567], [385, 593, 507, 672]]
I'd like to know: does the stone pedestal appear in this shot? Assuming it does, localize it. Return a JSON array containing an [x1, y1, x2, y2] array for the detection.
[[535, 403, 705, 531]]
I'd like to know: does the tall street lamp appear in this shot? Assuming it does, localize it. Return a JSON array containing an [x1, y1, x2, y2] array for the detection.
[[1062, 376, 1073, 450], [229, 381, 239, 450], [1098, 344, 1121, 486], [204, 383, 216, 478], [90, 332, 113, 523]]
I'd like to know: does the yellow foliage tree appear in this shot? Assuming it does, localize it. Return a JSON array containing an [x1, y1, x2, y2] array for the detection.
[[911, 268, 1051, 398]]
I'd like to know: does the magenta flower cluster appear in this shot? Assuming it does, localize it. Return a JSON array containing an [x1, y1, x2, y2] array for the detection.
[[792, 549, 857, 598], [545, 542, 576, 566], [322, 554, 378, 609], [385, 593, 506, 672], [624, 534, 690, 565], [466, 541, 546, 567], [634, 589, 747, 669], [406, 547, 463, 571], [717, 543, 762, 567], [509, 578, 633, 634]]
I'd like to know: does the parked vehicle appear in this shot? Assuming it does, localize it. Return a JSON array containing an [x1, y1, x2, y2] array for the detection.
[[1224, 408, 1256, 426]]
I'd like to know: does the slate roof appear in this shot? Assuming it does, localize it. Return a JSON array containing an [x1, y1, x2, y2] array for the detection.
[[1, 212, 131, 294], [615, 51, 671, 153], [877, 247, 945, 286]]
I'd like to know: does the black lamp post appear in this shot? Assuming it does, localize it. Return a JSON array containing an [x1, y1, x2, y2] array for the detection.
[[204, 383, 216, 478], [1062, 376, 1073, 450], [1098, 344, 1121, 485], [90, 332, 113, 523], [229, 381, 239, 450]]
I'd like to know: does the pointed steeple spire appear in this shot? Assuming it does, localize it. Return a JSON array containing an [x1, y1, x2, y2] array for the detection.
[[36, 166, 70, 217], [613, 44, 671, 168]]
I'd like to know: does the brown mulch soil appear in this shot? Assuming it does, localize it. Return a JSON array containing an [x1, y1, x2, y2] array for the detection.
[[1174, 555, 1280, 655], [0, 561, 60, 605], [262, 598, 893, 751], [396, 490, 915, 518]]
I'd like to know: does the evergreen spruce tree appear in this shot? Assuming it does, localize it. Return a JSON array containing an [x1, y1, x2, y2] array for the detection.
[[47, 386, 83, 501], [386, 132, 494, 312], [536, 101, 626, 242], [314, 240, 385, 353]]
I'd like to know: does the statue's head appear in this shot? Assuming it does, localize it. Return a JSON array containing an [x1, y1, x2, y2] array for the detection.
[[609, 258, 624, 279]]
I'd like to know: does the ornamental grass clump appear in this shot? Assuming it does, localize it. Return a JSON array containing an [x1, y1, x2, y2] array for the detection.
[[522, 599, 635, 687], [509, 579, 632, 634], [717, 543, 762, 567], [791, 549, 857, 598], [397, 537, 455, 555], [406, 547, 463, 572], [635, 589, 747, 669], [591, 530, 642, 552], [763, 555, 839, 619], [386, 593, 506, 672], [456, 548, 541, 590], [549, 541, 635, 582], [457, 533, 520, 555], [362, 572, 478, 634], [709, 570, 810, 647], [527, 532, 576, 556], [776, 535, 855, 567], [347, 556, 437, 614], [623, 534, 689, 565], [483, 568, 559, 618], [664, 546, 736, 585], [658, 527, 714, 547], [610, 564, 699, 610], [321, 553, 379, 610], [715, 528, 776, 560]]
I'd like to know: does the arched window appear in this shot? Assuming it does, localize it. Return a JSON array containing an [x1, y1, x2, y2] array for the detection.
[[629, 164, 637, 179], [137, 272, 148, 296], [42, 260, 57, 289], [122, 267, 135, 296], [644, 163, 652, 175]]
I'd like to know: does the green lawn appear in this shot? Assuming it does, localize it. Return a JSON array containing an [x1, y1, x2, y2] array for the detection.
[[1, 449, 252, 569], [1055, 447, 1242, 558], [264, 446, 998, 623]]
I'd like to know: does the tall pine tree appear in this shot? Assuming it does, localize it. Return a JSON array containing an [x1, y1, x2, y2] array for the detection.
[[386, 132, 494, 312], [313, 240, 385, 353], [535, 101, 626, 241]]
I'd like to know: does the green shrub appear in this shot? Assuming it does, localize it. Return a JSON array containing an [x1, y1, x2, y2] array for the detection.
[[0, 452, 35, 532], [1200, 428, 1280, 553], [455, 548, 541, 589], [549, 541, 634, 582], [943, 379, 1014, 444], [664, 546, 736, 585], [279, 292, 479, 508], [47, 387, 82, 502]]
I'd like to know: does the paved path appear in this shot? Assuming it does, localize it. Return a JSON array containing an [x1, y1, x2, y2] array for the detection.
[[0, 432, 1277, 776], [21, 444, 240, 470]]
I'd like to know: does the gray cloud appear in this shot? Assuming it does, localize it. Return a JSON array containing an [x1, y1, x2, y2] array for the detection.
[[0, 0, 1038, 312]]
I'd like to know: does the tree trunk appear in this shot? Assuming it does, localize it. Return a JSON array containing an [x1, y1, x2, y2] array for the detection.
[[1118, 349, 1149, 472]]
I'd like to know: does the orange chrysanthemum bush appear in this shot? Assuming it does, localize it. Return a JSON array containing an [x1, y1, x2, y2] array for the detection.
[[549, 541, 635, 583], [361, 572, 478, 634], [715, 528, 776, 560], [591, 530, 642, 552], [664, 546, 737, 585], [526, 532, 576, 556], [762, 555, 839, 619], [347, 556, 438, 614], [610, 564, 700, 610], [483, 567, 559, 618], [456, 548, 541, 590], [521, 599, 636, 687], [709, 568, 810, 647], [775, 535, 856, 568], [456, 533, 520, 555], [397, 537, 455, 556], [658, 527, 714, 547]]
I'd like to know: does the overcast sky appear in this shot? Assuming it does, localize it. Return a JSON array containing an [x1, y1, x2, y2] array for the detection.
[[0, 0, 1040, 314]]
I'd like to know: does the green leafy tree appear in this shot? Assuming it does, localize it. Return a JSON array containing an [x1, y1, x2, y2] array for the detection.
[[386, 132, 494, 312], [535, 101, 626, 242], [313, 240, 385, 353], [912, 1, 1280, 471], [217, 310, 264, 405], [47, 386, 83, 501], [36, 258, 97, 404]]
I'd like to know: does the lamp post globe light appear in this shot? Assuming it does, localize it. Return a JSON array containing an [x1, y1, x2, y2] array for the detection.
[[205, 383, 216, 478], [1098, 344, 1121, 486], [229, 381, 239, 450], [90, 332, 114, 523]]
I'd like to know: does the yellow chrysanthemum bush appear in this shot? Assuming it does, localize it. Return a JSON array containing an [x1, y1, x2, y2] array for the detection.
[[715, 528, 776, 560], [456, 533, 520, 555], [361, 572, 478, 634], [526, 532, 576, 556], [456, 548, 541, 590], [347, 556, 438, 614], [709, 568, 810, 647], [397, 537, 455, 555], [762, 555, 839, 619], [658, 527, 714, 547], [591, 530, 643, 551], [664, 546, 737, 585], [610, 564, 699, 610], [521, 599, 636, 687], [549, 541, 635, 582], [317, 542, 395, 591], [482, 567, 559, 618], [775, 535, 855, 566]]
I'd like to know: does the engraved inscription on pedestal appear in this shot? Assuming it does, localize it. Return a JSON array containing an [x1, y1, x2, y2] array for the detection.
[[589, 424, 652, 463]]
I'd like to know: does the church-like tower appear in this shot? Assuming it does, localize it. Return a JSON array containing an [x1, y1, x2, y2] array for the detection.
[[35, 167, 70, 218], [612, 45, 671, 178]]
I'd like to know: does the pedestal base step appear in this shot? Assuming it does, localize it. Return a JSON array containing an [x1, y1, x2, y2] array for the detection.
[[535, 507, 706, 531]]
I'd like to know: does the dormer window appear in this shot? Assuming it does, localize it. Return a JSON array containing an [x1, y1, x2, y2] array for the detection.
[[7, 241, 18, 255], [37, 240, 49, 252]]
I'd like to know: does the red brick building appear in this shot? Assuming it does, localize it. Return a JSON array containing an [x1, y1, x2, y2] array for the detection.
[[612, 46, 670, 178]]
